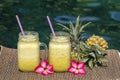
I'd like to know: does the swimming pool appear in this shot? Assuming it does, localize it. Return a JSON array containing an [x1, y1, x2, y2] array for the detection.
[[0, 0, 120, 51]]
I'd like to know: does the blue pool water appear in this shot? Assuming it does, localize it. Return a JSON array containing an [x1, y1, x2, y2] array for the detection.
[[0, 0, 120, 51]]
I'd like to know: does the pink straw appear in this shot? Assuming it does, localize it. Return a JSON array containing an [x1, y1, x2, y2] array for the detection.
[[16, 15, 25, 36], [46, 16, 56, 37]]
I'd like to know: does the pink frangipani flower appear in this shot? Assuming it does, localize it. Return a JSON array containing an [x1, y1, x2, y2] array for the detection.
[[68, 60, 86, 75], [34, 60, 54, 75]]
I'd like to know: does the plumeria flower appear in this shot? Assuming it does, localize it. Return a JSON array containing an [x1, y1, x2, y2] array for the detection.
[[34, 60, 54, 75], [68, 60, 86, 75]]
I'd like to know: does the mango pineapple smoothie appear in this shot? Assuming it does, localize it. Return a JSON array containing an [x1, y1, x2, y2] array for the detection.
[[18, 31, 40, 71], [49, 32, 71, 72]]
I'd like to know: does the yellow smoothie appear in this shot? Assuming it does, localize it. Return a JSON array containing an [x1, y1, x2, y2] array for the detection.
[[18, 31, 40, 71], [49, 33, 71, 72]]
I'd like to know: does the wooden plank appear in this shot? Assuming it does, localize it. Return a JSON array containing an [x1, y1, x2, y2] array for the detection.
[[0, 46, 120, 80]]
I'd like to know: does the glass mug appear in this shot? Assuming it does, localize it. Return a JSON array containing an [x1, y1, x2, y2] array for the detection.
[[49, 31, 71, 72], [17, 31, 47, 71]]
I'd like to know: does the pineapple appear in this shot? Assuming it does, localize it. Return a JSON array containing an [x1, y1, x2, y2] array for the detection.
[[57, 16, 91, 60], [57, 16, 108, 68], [86, 35, 108, 50]]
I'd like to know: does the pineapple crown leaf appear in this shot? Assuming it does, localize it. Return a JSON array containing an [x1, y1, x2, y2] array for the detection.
[[75, 16, 81, 30], [75, 16, 80, 27], [69, 21, 79, 41], [57, 16, 91, 40], [79, 22, 92, 33], [69, 21, 75, 33], [57, 23, 70, 31], [80, 41, 91, 50]]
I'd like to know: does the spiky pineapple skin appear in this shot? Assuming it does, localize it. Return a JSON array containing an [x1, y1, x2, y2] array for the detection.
[[86, 35, 108, 50], [71, 52, 79, 61]]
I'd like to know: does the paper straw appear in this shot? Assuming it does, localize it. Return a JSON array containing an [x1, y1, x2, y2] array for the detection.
[[46, 16, 56, 37], [16, 15, 25, 36]]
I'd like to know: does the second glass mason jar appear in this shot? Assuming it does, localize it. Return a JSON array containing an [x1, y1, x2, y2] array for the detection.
[[49, 31, 71, 72], [18, 31, 47, 72]]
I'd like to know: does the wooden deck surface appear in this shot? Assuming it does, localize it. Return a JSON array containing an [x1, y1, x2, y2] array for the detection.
[[0, 46, 120, 80]]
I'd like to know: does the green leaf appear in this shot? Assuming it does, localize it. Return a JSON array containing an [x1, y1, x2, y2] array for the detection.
[[95, 64, 98, 67], [82, 42, 90, 49], [88, 59, 94, 69], [81, 57, 89, 62], [75, 16, 81, 30], [97, 50, 102, 55], [98, 58, 109, 63], [98, 59, 102, 64], [75, 16, 80, 28], [79, 42, 86, 51], [89, 52, 96, 58], [79, 22, 91, 33], [57, 23, 70, 31], [69, 21, 75, 33]]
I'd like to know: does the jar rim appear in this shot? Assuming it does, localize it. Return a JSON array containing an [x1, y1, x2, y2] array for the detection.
[[19, 31, 38, 37], [19, 31, 39, 41], [50, 31, 69, 37], [50, 31, 70, 42]]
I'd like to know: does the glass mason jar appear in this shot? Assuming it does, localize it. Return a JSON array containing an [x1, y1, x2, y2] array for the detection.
[[17, 31, 47, 72], [49, 31, 71, 72]]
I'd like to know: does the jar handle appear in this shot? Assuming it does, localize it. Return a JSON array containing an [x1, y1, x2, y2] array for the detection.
[[39, 42, 48, 60]]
